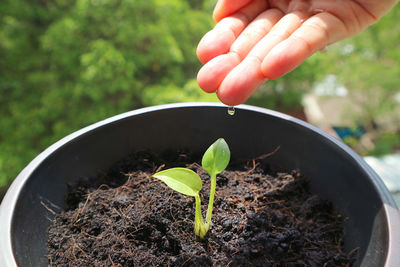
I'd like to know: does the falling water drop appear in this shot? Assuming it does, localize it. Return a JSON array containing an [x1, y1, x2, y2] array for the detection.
[[227, 106, 235, 116]]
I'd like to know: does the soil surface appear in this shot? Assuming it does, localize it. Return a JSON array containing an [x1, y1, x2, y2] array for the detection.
[[47, 151, 357, 266]]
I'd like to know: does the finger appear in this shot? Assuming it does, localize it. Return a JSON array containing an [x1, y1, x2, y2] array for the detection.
[[196, 15, 245, 64], [248, 12, 308, 59], [197, 53, 241, 93], [216, 12, 307, 105], [217, 56, 266, 106], [261, 12, 348, 79], [213, 0, 252, 22], [197, 0, 268, 64], [230, 8, 283, 60]]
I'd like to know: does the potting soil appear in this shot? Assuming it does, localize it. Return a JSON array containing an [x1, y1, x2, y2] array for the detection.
[[47, 151, 357, 266]]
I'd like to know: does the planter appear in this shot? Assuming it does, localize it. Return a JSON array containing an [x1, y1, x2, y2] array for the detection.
[[0, 102, 399, 266]]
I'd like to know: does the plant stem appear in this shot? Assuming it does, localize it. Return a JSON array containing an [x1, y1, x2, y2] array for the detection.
[[195, 172, 218, 239], [194, 195, 207, 238], [205, 173, 216, 227], [194, 195, 201, 236]]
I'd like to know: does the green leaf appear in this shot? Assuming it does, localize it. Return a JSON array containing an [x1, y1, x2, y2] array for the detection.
[[202, 138, 230, 176], [153, 167, 202, 197]]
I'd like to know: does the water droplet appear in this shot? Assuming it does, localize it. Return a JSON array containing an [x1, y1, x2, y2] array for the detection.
[[227, 106, 235, 116]]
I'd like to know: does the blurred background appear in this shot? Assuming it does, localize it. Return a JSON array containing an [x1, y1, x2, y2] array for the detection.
[[0, 0, 399, 203]]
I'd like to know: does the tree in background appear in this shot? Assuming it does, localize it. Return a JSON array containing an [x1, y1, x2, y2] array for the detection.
[[0, 0, 216, 187], [0, 0, 399, 188]]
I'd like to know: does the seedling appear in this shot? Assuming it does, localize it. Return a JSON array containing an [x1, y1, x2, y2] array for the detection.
[[153, 138, 230, 239]]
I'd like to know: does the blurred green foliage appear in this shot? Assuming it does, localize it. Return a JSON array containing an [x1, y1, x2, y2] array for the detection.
[[371, 132, 400, 157], [0, 1, 399, 188], [0, 0, 217, 187]]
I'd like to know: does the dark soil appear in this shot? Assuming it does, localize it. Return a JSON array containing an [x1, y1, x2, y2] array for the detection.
[[47, 151, 357, 266]]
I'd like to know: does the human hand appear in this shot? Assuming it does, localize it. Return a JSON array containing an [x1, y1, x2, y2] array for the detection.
[[197, 0, 398, 106]]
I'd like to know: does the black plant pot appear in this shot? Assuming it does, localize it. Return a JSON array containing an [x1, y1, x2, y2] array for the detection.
[[1, 103, 399, 266]]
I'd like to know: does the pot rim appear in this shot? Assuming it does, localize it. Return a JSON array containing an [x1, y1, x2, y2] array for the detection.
[[1, 102, 399, 266]]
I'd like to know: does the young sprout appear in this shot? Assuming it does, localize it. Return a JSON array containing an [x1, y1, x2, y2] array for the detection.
[[153, 138, 230, 239]]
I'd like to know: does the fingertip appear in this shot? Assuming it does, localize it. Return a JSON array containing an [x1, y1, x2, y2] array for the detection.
[[197, 53, 240, 93], [196, 28, 236, 64], [197, 65, 219, 93], [213, 0, 253, 22], [217, 57, 267, 105], [216, 91, 243, 106], [212, 0, 223, 22]]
